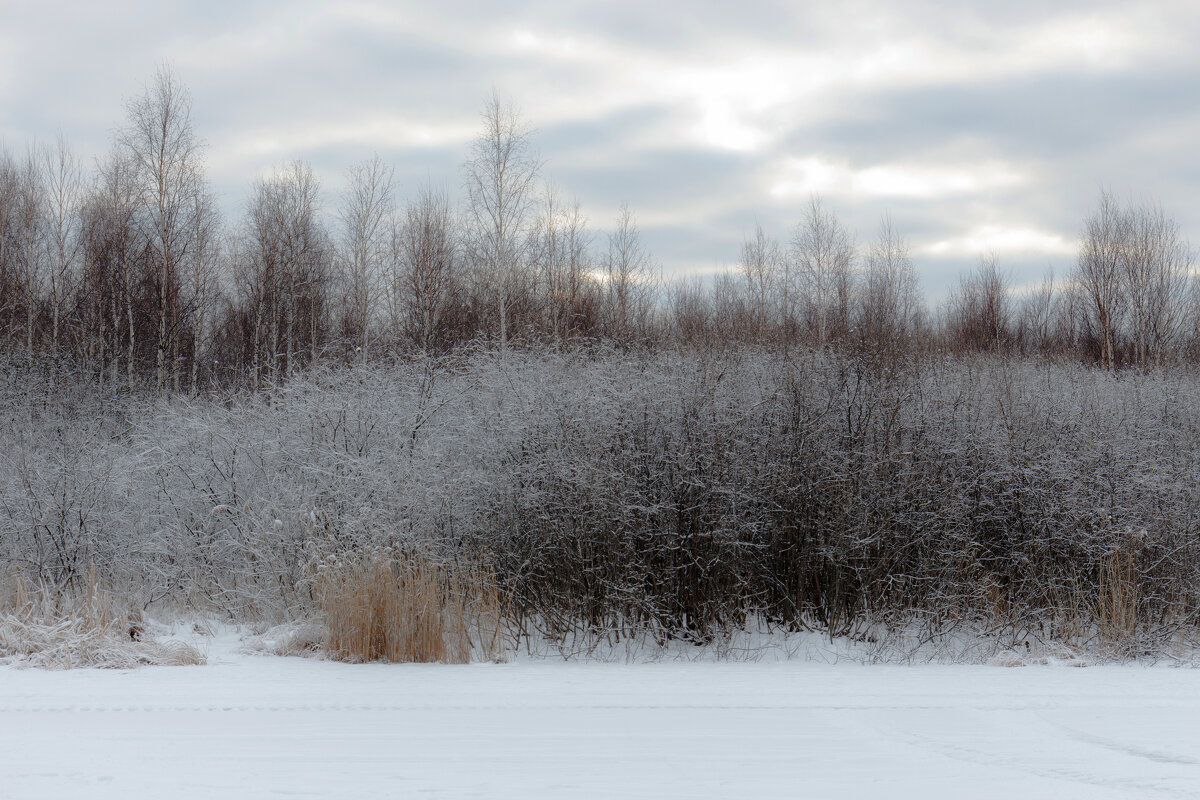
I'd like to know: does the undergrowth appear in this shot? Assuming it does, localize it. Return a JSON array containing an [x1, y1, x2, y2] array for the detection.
[[0, 569, 205, 669]]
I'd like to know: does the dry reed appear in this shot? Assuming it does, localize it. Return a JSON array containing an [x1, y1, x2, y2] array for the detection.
[[1097, 533, 1142, 651], [314, 548, 503, 664]]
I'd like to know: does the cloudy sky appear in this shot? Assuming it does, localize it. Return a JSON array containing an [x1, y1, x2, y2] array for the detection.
[[4, 0, 1199, 300]]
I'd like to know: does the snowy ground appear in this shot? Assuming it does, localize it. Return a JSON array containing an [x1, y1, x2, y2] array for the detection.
[[1, 631, 1198, 799]]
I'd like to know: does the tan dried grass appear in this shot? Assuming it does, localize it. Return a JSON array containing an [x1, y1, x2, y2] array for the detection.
[[315, 548, 503, 664], [1097, 535, 1141, 650]]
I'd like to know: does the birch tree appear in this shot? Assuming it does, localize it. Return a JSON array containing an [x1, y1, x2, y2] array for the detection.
[[393, 185, 456, 351], [464, 92, 540, 347], [790, 196, 855, 347], [740, 224, 781, 340], [42, 135, 83, 358], [338, 155, 394, 358], [604, 203, 656, 343], [117, 64, 207, 392], [859, 216, 919, 350]]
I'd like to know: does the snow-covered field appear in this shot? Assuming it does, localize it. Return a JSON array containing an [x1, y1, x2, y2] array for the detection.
[[2, 631, 1198, 799]]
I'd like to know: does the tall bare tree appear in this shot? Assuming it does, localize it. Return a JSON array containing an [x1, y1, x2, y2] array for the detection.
[[946, 256, 1011, 352], [238, 161, 332, 386], [13, 146, 47, 357], [82, 148, 142, 387], [859, 215, 919, 351], [1122, 201, 1190, 368], [0, 148, 24, 350], [1075, 191, 1192, 369], [42, 135, 83, 358], [604, 203, 656, 343], [184, 186, 222, 390], [740, 224, 781, 341], [1017, 270, 1057, 356], [338, 155, 394, 358], [464, 91, 540, 348], [1076, 191, 1126, 369], [529, 186, 595, 341], [392, 185, 457, 351], [790, 196, 856, 347], [117, 64, 207, 391]]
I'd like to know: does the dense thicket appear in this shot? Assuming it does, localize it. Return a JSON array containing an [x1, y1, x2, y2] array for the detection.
[[2, 349, 1197, 653]]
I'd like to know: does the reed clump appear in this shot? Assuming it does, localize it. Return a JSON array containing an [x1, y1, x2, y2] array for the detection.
[[314, 547, 503, 664]]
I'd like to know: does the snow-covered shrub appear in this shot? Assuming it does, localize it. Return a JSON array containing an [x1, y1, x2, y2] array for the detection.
[[1, 347, 1199, 658]]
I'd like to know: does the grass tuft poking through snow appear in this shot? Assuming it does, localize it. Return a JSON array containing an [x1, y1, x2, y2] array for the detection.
[[0, 570, 205, 669]]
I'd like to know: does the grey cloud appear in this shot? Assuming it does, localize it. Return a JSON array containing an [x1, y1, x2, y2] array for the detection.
[[6, 0, 1200, 307]]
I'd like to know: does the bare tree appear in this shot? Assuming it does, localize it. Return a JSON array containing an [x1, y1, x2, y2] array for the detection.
[[1076, 191, 1126, 369], [528, 186, 596, 341], [668, 275, 714, 347], [117, 64, 208, 391], [13, 146, 47, 357], [0, 149, 18, 348], [82, 148, 143, 387], [237, 161, 332, 386], [41, 135, 83, 358], [711, 269, 747, 343], [790, 196, 856, 347], [1017, 270, 1057, 356], [463, 91, 540, 347], [1122, 201, 1190, 368], [946, 255, 1011, 352], [184, 186, 222, 390], [859, 215, 919, 351], [604, 203, 656, 343], [392, 185, 457, 351], [1075, 191, 1193, 368], [740, 224, 780, 340], [338, 155, 394, 358]]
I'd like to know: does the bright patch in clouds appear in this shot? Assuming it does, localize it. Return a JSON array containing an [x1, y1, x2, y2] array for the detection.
[[509, 29, 597, 61], [692, 105, 767, 152], [226, 116, 477, 160], [770, 157, 1026, 199], [922, 225, 1078, 257]]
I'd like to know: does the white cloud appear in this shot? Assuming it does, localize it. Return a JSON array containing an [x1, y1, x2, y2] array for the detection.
[[921, 225, 1078, 258], [769, 157, 1026, 199], [487, 7, 1179, 156], [224, 116, 477, 160]]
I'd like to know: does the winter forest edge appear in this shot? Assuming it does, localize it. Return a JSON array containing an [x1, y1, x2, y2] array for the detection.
[[3, 66, 1200, 666]]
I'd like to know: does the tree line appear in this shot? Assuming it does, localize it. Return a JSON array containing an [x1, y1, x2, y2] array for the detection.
[[1, 66, 1197, 394], [0, 68, 656, 392]]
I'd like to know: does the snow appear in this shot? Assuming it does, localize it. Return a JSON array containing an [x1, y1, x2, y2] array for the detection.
[[2, 631, 1199, 799]]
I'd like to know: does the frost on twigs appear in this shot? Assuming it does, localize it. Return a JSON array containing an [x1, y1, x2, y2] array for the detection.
[[4, 350, 1200, 662]]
